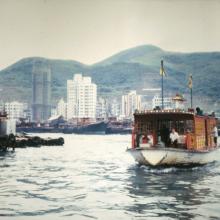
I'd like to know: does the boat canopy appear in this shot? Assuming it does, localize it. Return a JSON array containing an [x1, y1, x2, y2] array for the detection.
[[132, 109, 217, 151], [134, 110, 194, 121]]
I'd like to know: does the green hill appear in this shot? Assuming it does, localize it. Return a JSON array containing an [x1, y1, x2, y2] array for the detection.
[[0, 57, 88, 103], [0, 45, 219, 110]]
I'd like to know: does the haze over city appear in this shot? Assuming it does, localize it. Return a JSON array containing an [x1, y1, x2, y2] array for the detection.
[[0, 0, 220, 69]]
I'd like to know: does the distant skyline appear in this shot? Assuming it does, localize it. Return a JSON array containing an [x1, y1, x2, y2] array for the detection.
[[0, 0, 220, 69]]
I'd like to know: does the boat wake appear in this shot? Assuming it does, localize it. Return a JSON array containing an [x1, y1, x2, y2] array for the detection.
[[132, 161, 220, 174]]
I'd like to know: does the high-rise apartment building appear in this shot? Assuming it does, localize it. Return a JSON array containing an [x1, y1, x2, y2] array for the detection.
[[152, 95, 185, 109], [121, 90, 141, 118], [96, 97, 107, 119], [67, 74, 97, 119], [32, 60, 51, 122], [109, 99, 120, 118], [56, 98, 67, 119], [152, 95, 173, 109], [4, 101, 28, 121]]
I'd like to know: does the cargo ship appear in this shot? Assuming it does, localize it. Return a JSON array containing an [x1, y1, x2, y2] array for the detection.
[[127, 109, 220, 166]]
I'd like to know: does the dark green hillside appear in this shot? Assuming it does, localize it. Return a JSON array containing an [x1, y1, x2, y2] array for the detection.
[[0, 57, 88, 103], [96, 45, 164, 67], [96, 45, 220, 102], [90, 62, 157, 97], [0, 45, 219, 110]]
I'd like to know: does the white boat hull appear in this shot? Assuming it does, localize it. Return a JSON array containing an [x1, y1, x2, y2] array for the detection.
[[127, 147, 220, 166]]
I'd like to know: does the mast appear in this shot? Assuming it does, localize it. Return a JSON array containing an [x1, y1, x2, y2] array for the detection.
[[188, 75, 193, 108], [190, 86, 193, 108], [160, 60, 165, 109]]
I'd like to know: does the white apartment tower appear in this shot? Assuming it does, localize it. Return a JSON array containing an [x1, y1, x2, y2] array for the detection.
[[152, 95, 185, 109], [152, 95, 173, 109], [121, 90, 141, 118], [57, 98, 67, 119], [4, 101, 28, 121], [96, 97, 107, 119], [67, 74, 97, 119], [109, 99, 120, 117]]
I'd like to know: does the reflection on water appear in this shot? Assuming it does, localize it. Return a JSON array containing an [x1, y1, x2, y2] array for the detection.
[[125, 164, 220, 219], [0, 134, 220, 220]]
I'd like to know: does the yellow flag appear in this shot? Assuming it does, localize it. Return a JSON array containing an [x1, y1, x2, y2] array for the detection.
[[188, 75, 193, 89], [160, 60, 166, 76]]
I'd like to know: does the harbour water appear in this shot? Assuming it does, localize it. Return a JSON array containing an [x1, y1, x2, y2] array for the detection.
[[0, 134, 220, 219]]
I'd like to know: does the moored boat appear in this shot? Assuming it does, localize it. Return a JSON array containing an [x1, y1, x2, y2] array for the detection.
[[105, 120, 132, 134], [127, 109, 220, 166], [63, 121, 108, 134]]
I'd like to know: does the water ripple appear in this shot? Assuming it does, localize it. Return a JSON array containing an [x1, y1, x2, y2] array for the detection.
[[0, 134, 220, 219]]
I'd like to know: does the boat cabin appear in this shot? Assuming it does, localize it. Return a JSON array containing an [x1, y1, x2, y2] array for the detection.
[[132, 109, 217, 151]]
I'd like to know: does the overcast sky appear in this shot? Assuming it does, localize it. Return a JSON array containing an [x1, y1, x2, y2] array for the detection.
[[0, 0, 219, 69]]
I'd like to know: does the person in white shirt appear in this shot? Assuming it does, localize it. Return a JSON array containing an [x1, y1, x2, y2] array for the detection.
[[213, 125, 218, 147], [146, 134, 153, 146], [169, 128, 179, 147]]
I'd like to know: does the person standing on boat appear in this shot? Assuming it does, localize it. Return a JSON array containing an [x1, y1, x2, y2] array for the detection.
[[169, 128, 179, 147], [136, 132, 141, 148], [160, 124, 170, 146], [213, 125, 218, 147]]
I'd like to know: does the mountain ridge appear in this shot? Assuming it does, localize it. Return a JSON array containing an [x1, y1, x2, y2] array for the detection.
[[0, 44, 219, 111]]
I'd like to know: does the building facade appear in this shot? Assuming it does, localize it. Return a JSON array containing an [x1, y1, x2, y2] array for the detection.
[[57, 98, 67, 119], [4, 101, 28, 121], [32, 60, 51, 122], [152, 95, 173, 109], [121, 90, 141, 118], [67, 74, 97, 119], [109, 99, 120, 118], [96, 97, 107, 119]]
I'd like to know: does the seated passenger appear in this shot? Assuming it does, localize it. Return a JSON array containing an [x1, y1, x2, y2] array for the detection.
[[169, 128, 179, 147], [212, 124, 218, 147], [146, 133, 153, 146], [142, 135, 147, 143], [140, 133, 153, 148]]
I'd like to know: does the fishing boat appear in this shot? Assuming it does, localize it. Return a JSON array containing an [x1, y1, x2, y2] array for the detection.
[[127, 109, 220, 166]]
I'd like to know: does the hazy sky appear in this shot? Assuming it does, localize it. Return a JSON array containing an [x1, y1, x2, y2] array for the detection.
[[0, 0, 220, 69]]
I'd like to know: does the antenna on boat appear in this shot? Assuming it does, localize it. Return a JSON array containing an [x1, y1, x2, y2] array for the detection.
[[160, 60, 165, 109]]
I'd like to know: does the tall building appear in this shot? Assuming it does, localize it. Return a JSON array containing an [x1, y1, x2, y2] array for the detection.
[[67, 74, 97, 119], [96, 97, 107, 119], [4, 101, 28, 121], [0, 101, 4, 113], [121, 90, 141, 118], [109, 99, 120, 118], [57, 98, 67, 119], [32, 60, 51, 122], [152, 95, 173, 109]]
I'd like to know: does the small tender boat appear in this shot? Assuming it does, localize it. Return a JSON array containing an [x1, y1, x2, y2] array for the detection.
[[127, 109, 220, 166]]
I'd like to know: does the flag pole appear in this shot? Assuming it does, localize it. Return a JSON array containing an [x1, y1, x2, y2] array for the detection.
[[188, 74, 193, 109], [161, 60, 164, 109], [190, 86, 193, 108]]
